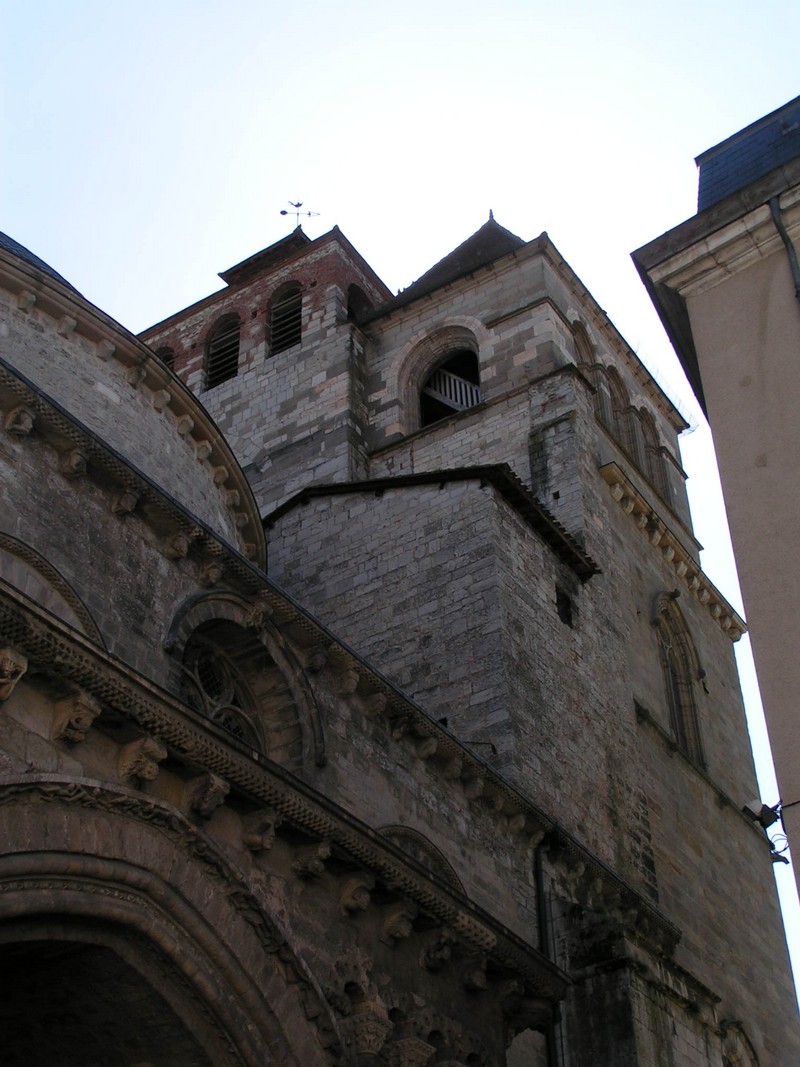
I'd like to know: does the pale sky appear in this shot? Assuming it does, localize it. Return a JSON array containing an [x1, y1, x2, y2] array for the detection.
[[3, 0, 799, 993]]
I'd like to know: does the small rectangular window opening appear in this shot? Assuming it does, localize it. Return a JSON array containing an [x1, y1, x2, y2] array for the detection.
[[556, 587, 574, 628]]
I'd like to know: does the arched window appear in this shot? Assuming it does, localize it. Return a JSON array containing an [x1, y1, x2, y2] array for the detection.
[[269, 283, 302, 355], [206, 315, 240, 389], [155, 345, 175, 371], [347, 284, 373, 322], [653, 594, 704, 765], [183, 622, 261, 749], [420, 349, 481, 428], [640, 409, 668, 499], [572, 322, 594, 366]]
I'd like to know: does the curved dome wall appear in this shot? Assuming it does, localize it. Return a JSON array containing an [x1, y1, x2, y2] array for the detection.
[[0, 237, 264, 564]]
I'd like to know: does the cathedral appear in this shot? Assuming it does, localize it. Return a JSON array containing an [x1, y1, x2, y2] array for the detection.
[[0, 216, 797, 1066]]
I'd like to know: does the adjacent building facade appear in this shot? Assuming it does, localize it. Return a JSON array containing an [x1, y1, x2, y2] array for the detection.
[[633, 95, 800, 895], [0, 213, 796, 1065]]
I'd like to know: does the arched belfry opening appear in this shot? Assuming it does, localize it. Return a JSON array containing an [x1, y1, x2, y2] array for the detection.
[[420, 348, 481, 428]]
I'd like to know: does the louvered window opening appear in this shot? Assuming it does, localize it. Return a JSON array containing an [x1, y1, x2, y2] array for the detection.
[[206, 319, 240, 389], [422, 367, 481, 411], [270, 289, 302, 355]]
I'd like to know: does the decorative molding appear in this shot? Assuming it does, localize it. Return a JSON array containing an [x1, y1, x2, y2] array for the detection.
[[601, 462, 745, 640], [0, 577, 671, 980]]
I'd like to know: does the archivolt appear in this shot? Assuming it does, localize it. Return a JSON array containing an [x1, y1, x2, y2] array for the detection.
[[0, 774, 337, 1067], [0, 532, 104, 645]]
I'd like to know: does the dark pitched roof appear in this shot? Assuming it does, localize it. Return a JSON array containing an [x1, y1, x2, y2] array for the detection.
[[697, 95, 800, 211], [0, 231, 80, 294], [218, 227, 312, 286], [383, 216, 526, 314]]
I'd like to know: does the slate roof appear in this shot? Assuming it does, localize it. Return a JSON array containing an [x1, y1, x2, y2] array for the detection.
[[697, 95, 800, 211], [373, 215, 526, 317], [0, 231, 80, 294], [218, 227, 312, 286]]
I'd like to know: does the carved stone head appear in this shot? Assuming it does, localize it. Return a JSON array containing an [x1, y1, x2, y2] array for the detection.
[[0, 648, 27, 701]]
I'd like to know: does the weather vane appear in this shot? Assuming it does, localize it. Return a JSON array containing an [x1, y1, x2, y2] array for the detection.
[[280, 201, 320, 229]]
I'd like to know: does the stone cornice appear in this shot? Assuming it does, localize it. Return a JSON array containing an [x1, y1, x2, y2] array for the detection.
[[644, 183, 800, 298], [600, 461, 746, 641], [0, 582, 567, 1000], [0, 248, 265, 566]]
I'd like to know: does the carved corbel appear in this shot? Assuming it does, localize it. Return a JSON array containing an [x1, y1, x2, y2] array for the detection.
[[118, 736, 168, 782], [361, 692, 387, 718], [0, 648, 27, 701], [387, 1036, 437, 1067], [60, 449, 87, 478], [111, 491, 138, 516], [306, 649, 329, 673], [416, 736, 438, 760], [341, 872, 375, 914], [163, 533, 190, 560], [381, 900, 418, 945], [16, 290, 36, 311], [57, 315, 77, 338], [199, 560, 224, 587], [242, 807, 282, 851], [126, 364, 146, 389], [442, 756, 463, 781], [96, 339, 115, 361], [337, 668, 360, 696], [339, 997, 392, 1057], [225, 489, 240, 508], [4, 405, 35, 436], [462, 776, 484, 801], [213, 465, 229, 485], [292, 840, 331, 879], [176, 414, 194, 436], [244, 594, 273, 629], [186, 772, 229, 818], [52, 690, 101, 744], [462, 957, 487, 992], [421, 928, 457, 972], [195, 440, 212, 462]]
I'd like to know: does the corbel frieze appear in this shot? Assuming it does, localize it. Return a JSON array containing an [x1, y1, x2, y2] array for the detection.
[[601, 462, 745, 641], [0, 583, 647, 990]]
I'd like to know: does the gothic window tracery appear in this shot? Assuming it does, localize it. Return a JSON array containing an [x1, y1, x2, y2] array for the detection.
[[653, 594, 704, 766], [182, 625, 261, 750]]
